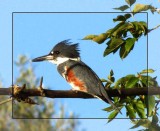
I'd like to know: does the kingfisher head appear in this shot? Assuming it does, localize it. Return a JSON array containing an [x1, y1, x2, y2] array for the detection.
[[32, 40, 80, 65]]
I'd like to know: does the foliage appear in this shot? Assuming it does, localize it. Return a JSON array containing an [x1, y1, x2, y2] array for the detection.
[[83, 0, 159, 60], [113, 0, 158, 14], [84, 0, 160, 130], [101, 68, 160, 130], [102, 69, 159, 121], [0, 55, 78, 131], [83, 13, 147, 59]]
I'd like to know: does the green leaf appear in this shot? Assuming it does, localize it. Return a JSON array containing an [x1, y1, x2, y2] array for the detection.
[[101, 79, 108, 82], [125, 38, 137, 52], [104, 38, 124, 56], [112, 23, 131, 37], [108, 22, 125, 37], [129, 21, 148, 38], [125, 77, 139, 88], [92, 33, 108, 44], [114, 77, 125, 88], [133, 4, 152, 13], [126, 104, 136, 119], [110, 69, 114, 76], [123, 30, 127, 38], [113, 5, 129, 11], [137, 22, 148, 35], [125, 0, 136, 6], [83, 33, 108, 44], [105, 83, 112, 88], [120, 38, 136, 59], [113, 15, 126, 22], [145, 96, 155, 117], [108, 71, 115, 83], [107, 110, 119, 123], [110, 77, 115, 83], [140, 76, 158, 87], [139, 21, 147, 28], [124, 13, 132, 19], [108, 22, 133, 38], [140, 69, 155, 74], [105, 29, 113, 38], [104, 104, 124, 112], [114, 74, 135, 88], [152, 114, 159, 125], [103, 106, 114, 112], [139, 21, 148, 35], [131, 21, 140, 31], [130, 119, 151, 129], [119, 43, 131, 59], [133, 100, 146, 118], [132, 21, 144, 32], [83, 34, 97, 40], [149, 124, 160, 131]]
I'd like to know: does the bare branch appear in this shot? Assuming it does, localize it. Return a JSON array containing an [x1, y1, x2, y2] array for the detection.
[[148, 24, 160, 33], [0, 97, 13, 105]]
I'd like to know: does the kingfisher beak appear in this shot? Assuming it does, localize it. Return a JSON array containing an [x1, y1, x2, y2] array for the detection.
[[32, 54, 53, 62]]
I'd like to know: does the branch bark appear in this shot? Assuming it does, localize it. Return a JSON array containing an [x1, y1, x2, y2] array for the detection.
[[0, 86, 160, 100]]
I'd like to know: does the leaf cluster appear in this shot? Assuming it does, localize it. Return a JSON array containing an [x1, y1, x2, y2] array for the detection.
[[83, 13, 147, 59], [101, 69, 159, 124], [130, 115, 160, 131], [114, 0, 158, 14], [83, 0, 159, 60]]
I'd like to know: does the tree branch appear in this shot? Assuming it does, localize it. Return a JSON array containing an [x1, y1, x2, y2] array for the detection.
[[0, 86, 160, 100]]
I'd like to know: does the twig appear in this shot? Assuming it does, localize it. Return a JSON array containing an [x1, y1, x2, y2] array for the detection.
[[155, 100, 160, 107], [38, 77, 45, 96], [0, 97, 13, 105], [39, 77, 43, 90], [148, 24, 160, 33]]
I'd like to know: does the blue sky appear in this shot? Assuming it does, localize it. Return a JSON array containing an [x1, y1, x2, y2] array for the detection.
[[13, 12, 147, 118], [0, 0, 160, 131]]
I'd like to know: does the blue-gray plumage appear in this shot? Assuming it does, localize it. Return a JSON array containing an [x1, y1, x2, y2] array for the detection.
[[57, 60, 111, 103], [32, 40, 120, 112]]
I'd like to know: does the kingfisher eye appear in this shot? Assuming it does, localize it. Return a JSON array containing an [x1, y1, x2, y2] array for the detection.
[[54, 51, 60, 54]]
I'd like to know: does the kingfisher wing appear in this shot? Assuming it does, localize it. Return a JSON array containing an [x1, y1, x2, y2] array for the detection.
[[65, 60, 112, 102]]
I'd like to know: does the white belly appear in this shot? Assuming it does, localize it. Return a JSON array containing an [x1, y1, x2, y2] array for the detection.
[[69, 82, 81, 90]]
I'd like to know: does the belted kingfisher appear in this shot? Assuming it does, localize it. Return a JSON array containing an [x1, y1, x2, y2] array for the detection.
[[32, 40, 119, 112]]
